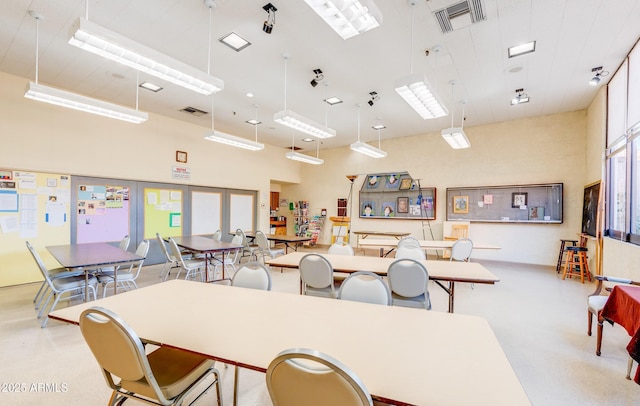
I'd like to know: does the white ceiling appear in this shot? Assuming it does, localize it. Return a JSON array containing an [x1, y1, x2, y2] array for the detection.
[[2, 0, 640, 153]]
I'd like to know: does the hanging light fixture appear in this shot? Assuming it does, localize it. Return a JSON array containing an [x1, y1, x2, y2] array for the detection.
[[286, 131, 323, 165], [441, 81, 470, 149], [274, 55, 336, 139], [303, 0, 383, 40], [24, 10, 147, 124], [351, 107, 387, 158], [394, 1, 447, 119], [68, 1, 223, 96]]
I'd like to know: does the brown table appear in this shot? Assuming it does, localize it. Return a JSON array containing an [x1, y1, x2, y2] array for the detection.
[[244, 232, 312, 253], [47, 242, 142, 300], [266, 252, 500, 313], [170, 236, 243, 281], [49, 279, 531, 406]]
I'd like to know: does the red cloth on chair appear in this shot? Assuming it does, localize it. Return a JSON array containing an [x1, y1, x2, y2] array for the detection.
[[602, 285, 640, 385]]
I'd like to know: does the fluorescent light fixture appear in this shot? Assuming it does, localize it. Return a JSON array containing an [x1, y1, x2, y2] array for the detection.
[[441, 127, 470, 149], [274, 109, 336, 139], [139, 82, 163, 92], [25, 81, 148, 124], [350, 141, 387, 158], [508, 41, 536, 58], [395, 74, 448, 119], [372, 124, 386, 130], [246, 119, 261, 125], [304, 0, 383, 40], [69, 17, 224, 95], [285, 151, 324, 165], [204, 130, 264, 151], [219, 32, 251, 52], [324, 97, 343, 105], [301, 138, 315, 142]]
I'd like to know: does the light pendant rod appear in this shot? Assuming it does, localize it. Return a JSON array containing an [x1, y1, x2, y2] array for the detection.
[[69, 17, 224, 95], [409, 1, 414, 74]]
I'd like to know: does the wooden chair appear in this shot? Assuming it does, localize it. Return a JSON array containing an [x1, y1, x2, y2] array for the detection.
[[562, 234, 591, 283], [443, 222, 469, 259]]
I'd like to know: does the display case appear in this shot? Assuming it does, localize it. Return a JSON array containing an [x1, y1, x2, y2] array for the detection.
[[445, 183, 563, 223], [359, 172, 436, 220]]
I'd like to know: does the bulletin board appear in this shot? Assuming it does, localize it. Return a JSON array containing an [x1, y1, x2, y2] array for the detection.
[[0, 170, 71, 287], [143, 187, 183, 240], [76, 184, 130, 243]]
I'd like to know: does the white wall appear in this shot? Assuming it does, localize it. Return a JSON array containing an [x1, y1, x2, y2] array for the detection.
[[282, 110, 588, 266]]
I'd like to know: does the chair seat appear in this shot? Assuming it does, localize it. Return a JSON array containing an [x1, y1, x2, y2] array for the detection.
[[306, 286, 336, 298], [391, 293, 429, 309], [52, 274, 98, 290], [588, 295, 608, 313], [121, 346, 215, 401], [49, 267, 83, 279]]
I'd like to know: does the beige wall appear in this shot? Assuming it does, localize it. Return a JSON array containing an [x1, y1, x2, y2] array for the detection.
[[282, 110, 588, 266]]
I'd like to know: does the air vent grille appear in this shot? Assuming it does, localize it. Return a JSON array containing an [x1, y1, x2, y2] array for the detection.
[[434, 0, 486, 34], [180, 106, 208, 117]]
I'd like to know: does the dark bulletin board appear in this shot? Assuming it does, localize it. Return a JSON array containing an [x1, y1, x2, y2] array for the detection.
[[581, 181, 600, 237]]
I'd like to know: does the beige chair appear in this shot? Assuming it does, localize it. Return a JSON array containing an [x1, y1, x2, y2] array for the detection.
[[394, 237, 425, 261], [231, 261, 272, 291], [26, 241, 97, 327], [27, 242, 82, 309], [79, 306, 222, 406], [211, 234, 243, 280], [266, 348, 373, 406], [97, 235, 131, 277], [299, 254, 337, 298], [168, 237, 206, 281], [387, 258, 431, 310], [337, 271, 391, 306], [255, 230, 285, 263], [99, 240, 150, 298], [443, 222, 469, 259], [212, 229, 222, 241], [328, 242, 355, 283], [156, 233, 180, 281], [236, 229, 259, 262]]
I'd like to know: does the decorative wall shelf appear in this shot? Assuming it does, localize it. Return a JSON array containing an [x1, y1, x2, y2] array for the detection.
[[446, 183, 563, 223], [359, 172, 436, 220]]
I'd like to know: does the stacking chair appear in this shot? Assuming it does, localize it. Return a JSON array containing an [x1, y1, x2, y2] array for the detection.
[[211, 234, 243, 280], [266, 348, 373, 406], [99, 240, 150, 298], [387, 258, 431, 310], [27, 242, 82, 308], [327, 242, 355, 283], [394, 237, 426, 261], [451, 238, 474, 288], [337, 271, 391, 306], [97, 235, 131, 278], [156, 233, 180, 281], [231, 261, 272, 290], [255, 230, 285, 263], [299, 254, 337, 298], [79, 306, 222, 406], [212, 229, 222, 241], [168, 237, 206, 281], [236, 229, 259, 262], [26, 241, 97, 327]]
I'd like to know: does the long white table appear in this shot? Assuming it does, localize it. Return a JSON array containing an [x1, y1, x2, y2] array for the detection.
[[266, 252, 500, 313], [49, 280, 530, 406], [358, 238, 501, 257]]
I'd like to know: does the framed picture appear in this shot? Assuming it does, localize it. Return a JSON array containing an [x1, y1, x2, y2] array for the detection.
[[397, 197, 409, 213], [581, 181, 601, 237], [399, 178, 413, 190], [366, 175, 381, 189], [512, 192, 528, 208], [453, 196, 469, 214], [386, 174, 400, 189], [176, 150, 188, 163]]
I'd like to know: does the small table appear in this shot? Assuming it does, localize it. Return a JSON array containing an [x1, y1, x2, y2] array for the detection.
[[47, 242, 142, 301], [244, 232, 312, 253], [358, 238, 501, 257], [352, 231, 411, 256], [170, 236, 243, 281]]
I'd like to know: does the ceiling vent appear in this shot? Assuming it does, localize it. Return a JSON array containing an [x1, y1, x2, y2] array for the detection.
[[434, 0, 486, 33], [180, 106, 208, 117]]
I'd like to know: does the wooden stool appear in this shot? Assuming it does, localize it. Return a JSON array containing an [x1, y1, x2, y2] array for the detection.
[[556, 239, 578, 273], [561, 246, 592, 283]]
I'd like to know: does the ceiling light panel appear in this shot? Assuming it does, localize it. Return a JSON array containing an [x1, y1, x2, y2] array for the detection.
[[508, 41, 536, 58], [304, 0, 383, 40], [219, 32, 251, 52]]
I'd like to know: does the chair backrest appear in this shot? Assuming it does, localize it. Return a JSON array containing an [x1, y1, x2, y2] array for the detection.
[[337, 271, 391, 305], [299, 254, 334, 290], [127, 240, 150, 277], [266, 348, 373, 406], [232, 261, 272, 290], [397, 236, 420, 249], [328, 242, 355, 256], [25, 241, 54, 286], [155, 233, 174, 262], [387, 258, 431, 309], [450, 224, 469, 239], [167, 237, 188, 268], [451, 238, 473, 262], [118, 235, 131, 251], [79, 306, 170, 404], [236, 228, 250, 247], [255, 230, 270, 250], [212, 230, 222, 241], [395, 245, 426, 261]]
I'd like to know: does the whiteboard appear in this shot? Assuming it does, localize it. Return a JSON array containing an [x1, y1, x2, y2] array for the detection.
[[230, 194, 254, 232], [191, 191, 221, 235]]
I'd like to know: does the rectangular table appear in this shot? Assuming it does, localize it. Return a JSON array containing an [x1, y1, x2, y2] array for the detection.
[[47, 242, 143, 300], [169, 236, 243, 281], [49, 279, 530, 406], [244, 232, 312, 253], [266, 252, 500, 313], [601, 285, 640, 382], [352, 231, 411, 256], [358, 238, 501, 257]]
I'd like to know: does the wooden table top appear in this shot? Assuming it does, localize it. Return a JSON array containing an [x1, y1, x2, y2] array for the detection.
[[352, 231, 411, 238], [244, 233, 312, 243], [49, 280, 530, 406], [46, 242, 142, 269], [170, 236, 243, 253]]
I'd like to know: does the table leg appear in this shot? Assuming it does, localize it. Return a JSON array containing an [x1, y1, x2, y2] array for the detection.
[[233, 365, 239, 406], [221, 251, 226, 279], [113, 267, 117, 296], [448, 282, 455, 313], [84, 268, 89, 302]]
